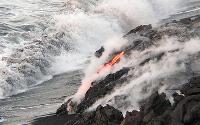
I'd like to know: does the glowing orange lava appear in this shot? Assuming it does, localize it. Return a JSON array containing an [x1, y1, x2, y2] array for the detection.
[[107, 51, 125, 66], [97, 51, 125, 73]]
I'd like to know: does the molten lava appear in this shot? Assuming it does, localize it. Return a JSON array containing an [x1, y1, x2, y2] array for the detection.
[[107, 51, 125, 66], [97, 51, 125, 73]]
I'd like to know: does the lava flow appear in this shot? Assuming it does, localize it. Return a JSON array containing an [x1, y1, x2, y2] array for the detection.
[[97, 51, 125, 74]]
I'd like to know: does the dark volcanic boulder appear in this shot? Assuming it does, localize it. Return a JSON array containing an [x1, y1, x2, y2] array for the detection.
[[170, 76, 200, 125], [95, 46, 105, 58], [124, 24, 152, 36], [56, 98, 72, 116], [120, 110, 142, 125], [65, 105, 124, 125]]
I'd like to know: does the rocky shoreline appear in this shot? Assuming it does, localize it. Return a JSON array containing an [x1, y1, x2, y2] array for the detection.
[[32, 15, 200, 125]]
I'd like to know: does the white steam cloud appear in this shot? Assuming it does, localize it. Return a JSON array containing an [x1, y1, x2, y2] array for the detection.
[[94, 0, 181, 29]]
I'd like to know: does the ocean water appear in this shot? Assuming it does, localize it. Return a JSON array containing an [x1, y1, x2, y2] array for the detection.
[[0, 0, 200, 124]]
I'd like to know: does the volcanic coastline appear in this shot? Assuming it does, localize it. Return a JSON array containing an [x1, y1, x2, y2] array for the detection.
[[31, 15, 200, 125]]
